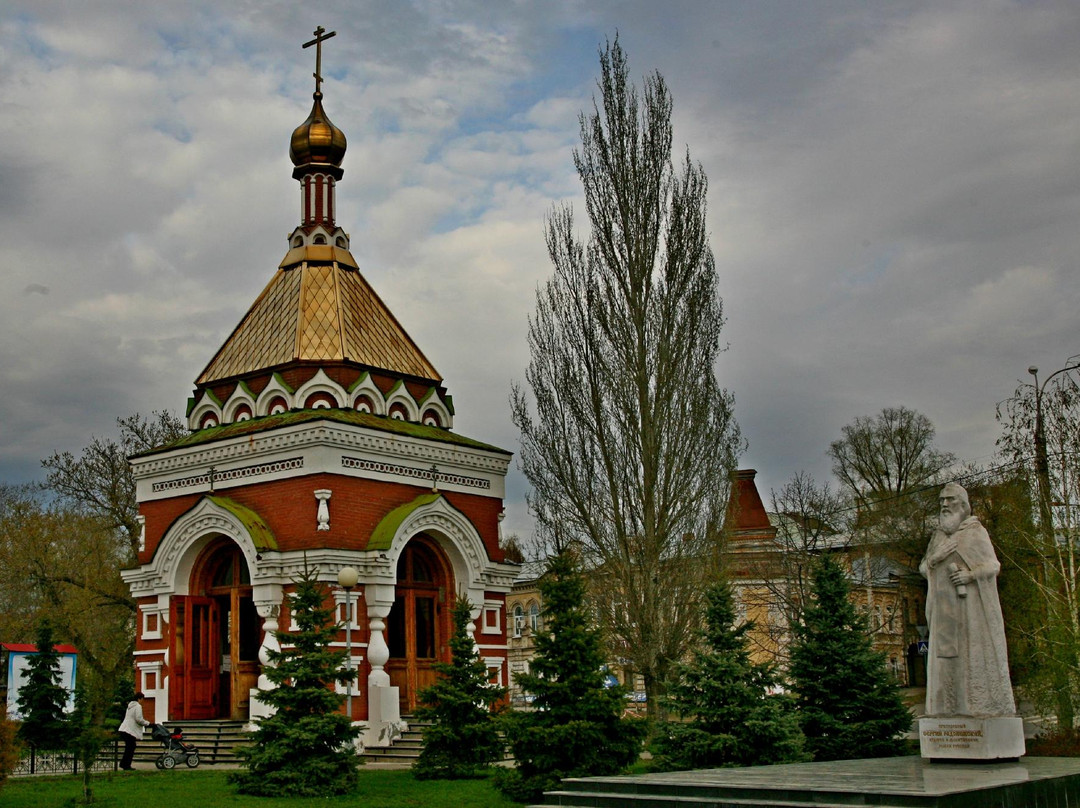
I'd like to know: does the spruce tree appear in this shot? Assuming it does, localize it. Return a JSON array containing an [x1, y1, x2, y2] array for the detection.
[[496, 552, 645, 803], [15, 622, 69, 751], [653, 580, 806, 770], [413, 596, 505, 779], [230, 566, 360, 796], [788, 555, 912, 761]]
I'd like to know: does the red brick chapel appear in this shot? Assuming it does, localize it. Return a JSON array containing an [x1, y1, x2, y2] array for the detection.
[[120, 28, 517, 748]]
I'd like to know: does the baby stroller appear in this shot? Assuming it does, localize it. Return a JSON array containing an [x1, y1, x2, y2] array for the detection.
[[150, 723, 200, 769]]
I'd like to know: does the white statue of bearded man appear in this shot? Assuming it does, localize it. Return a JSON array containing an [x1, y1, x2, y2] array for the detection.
[[919, 482, 1015, 716]]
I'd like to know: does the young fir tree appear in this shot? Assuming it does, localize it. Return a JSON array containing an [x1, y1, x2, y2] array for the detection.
[[496, 552, 645, 804], [230, 566, 360, 796], [653, 580, 806, 770], [15, 622, 69, 751], [413, 596, 505, 779], [69, 680, 113, 805], [788, 555, 912, 761]]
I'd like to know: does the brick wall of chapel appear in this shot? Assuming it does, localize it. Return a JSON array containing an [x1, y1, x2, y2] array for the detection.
[[137, 473, 506, 565]]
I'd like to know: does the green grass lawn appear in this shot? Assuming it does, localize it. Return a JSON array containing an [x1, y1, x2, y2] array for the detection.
[[1, 768, 525, 808]]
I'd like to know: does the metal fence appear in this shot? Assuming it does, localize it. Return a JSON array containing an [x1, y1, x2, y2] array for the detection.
[[12, 739, 120, 776]]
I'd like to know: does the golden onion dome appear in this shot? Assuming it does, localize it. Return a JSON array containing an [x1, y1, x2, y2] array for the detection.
[[289, 91, 347, 169]]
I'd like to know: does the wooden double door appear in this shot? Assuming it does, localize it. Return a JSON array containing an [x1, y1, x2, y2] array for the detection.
[[386, 538, 452, 714], [171, 541, 261, 720]]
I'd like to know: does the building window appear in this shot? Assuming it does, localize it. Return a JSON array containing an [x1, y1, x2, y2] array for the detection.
[[482, 605, 501, 635], [142, 609, 162, 640], [529, 602, 540, 634], [513, 605, 525, 637]]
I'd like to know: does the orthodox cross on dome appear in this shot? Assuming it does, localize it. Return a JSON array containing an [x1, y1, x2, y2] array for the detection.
[[302, 26, 337, 94]]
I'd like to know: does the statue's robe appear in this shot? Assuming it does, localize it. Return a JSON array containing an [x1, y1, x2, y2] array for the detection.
[[919, 516, 1015, 716]]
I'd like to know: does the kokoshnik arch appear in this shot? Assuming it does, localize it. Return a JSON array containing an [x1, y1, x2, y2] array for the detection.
[[120, 27, 517, 747]]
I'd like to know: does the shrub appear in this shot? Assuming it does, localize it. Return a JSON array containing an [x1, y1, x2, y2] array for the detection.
[[0, 710, 22, 791]]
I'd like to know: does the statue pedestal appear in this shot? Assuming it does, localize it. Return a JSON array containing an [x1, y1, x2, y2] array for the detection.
[[919, 716, 1026, 761]]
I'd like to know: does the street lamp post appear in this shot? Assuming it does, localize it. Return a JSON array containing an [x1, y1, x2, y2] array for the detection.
[[1028, 360, 1080, 539], [1027, 359, 1080, 731], [337, 566, 359, 720]]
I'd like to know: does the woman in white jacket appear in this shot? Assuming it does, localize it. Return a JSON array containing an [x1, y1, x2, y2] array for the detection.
[[117, 692, 149, 770]]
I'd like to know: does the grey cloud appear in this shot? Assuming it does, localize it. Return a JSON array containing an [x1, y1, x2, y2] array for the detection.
[[2, 1, 1078, 533]]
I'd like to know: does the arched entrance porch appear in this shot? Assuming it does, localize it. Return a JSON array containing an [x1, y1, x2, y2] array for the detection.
[[386, 535, 454, 714], [170, 538, 262, 720], [361, 492, 513, 746]]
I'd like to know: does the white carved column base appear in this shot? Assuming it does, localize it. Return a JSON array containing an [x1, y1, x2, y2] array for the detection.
[[363, 583, 403, 747], [248, 592, 282, 730]]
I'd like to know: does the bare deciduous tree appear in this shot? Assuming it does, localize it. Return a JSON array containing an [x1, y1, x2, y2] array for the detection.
[[511, 39, 742, 716], [828, 406, 955, 508], [828, 406, 952, 567], [996, 365, 1080, 729], [1, 411, 185, 683], [0, 487, 133, 681], [42, 410, 185, 555], [735, 472, 846, 666]]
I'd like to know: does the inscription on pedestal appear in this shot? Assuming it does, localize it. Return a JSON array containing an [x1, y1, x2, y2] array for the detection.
[[919, 716, 1025, 760]]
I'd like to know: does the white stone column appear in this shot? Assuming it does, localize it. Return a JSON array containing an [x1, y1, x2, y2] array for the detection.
[[249, 595, 282, 727], [256, 604, 281, 689], [467, 604, 482, 654], [363, 583, 402, 747]]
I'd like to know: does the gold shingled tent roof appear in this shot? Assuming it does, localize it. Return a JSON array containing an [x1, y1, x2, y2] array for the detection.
[[197, 260, 441, 385]]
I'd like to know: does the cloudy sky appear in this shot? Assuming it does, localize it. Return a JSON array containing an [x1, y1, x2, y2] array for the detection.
[[2, 1, 1078, 540]]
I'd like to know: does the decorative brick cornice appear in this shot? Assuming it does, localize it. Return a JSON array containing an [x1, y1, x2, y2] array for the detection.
[[341, 456, 490, 490], [151, 457, 304, 493], [134, 420, 509, 501]]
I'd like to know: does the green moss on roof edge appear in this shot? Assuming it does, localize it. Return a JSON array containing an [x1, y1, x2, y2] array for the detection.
[[206, 495, 278, 551], [133, 408, 510, 457], [368, 492, 443, 551]]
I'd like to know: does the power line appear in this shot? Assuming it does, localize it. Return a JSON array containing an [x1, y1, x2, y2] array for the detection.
[[824, 453, 1072, 518]]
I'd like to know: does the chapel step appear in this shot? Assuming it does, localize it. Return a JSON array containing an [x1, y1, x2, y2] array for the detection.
[[134, 719, 251, 766], [358, 718, 513, 766], [358, 718, 431, 765]]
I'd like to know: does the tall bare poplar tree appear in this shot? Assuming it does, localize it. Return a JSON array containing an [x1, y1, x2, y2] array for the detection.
[[511, 38, 741, 715]]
